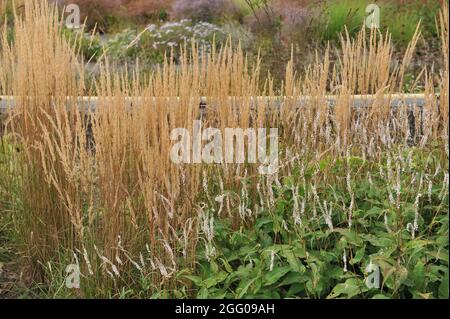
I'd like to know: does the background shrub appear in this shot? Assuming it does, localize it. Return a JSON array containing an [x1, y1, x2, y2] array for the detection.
[[57, 0, 173, 32], [107, 20, 227, 65], [383, 0, 442, 46], [321, 0, 371, 43], [171, 0, 240, 23]]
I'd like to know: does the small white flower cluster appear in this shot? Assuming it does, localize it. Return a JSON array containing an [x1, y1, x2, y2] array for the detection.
[[134, 19, 225, 51]]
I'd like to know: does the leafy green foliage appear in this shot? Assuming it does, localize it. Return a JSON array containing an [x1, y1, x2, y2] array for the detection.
[[382, 0, 441, 47], [182, 147, 449, 299], [321, 0, 370, 42], [61, 28, 103, 62], [319, 0, 441, 47]]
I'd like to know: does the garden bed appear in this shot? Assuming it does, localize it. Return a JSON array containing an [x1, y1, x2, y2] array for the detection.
[[0, 1, 448, 299]]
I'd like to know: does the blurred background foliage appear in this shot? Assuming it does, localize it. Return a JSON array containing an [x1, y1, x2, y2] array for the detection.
[[1, 0, 446, 85]]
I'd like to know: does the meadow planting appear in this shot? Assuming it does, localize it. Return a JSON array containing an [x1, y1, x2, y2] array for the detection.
[[0, 1, 448, 298]]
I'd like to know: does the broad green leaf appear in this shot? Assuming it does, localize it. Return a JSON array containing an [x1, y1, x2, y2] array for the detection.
[[350, 246, 365, 265], [183, 275, 202, 286], [327, 278, 365, 299], [410, 261, 425, 292], [202, 271, 228, 288], [333, 228, 363, 246], [281, 247, 305, 273], [279, 271, 308, 287], [263, 266, 291, 286], [236, 277, 259, 298], [286, 283, 306, 297], [197, 287, 209, 299], [291, 243, 308, 258]]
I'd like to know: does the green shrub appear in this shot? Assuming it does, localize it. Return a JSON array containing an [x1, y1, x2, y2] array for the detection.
[[382, 1, 441, 47], [61, 28, 103, 62], [321, 0, 371, 43], [319, 0, 443, 47]]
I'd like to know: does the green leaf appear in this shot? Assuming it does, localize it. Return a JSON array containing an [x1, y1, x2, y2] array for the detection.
[[427, 249, 449, 263], [236, 277, 259, 298], [439, 269, 449, 299], [327, 278, 365, 299], [281, 247, 305, 273], [210, 260, 219, 273], [263, 266, 291, 286], [279, 271, 308, 287], [410, 261, 425, 292], [197, 287, 209, 299], [291, 243, 308, 258], [350, 246, 365, 265], [333, 228, 363, 246], [219, 258, 233, 273], [363, 233, 396, 248], [202, 271, 228, 288], [183, 275, 202, 286], [287, 283, 306, 297], [255, 216, 273, 230]]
